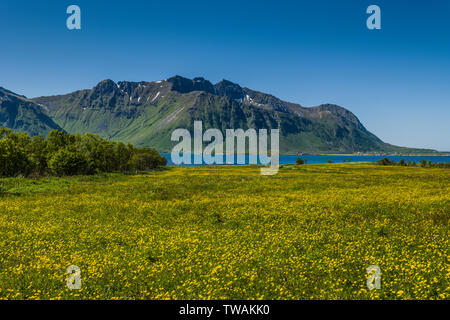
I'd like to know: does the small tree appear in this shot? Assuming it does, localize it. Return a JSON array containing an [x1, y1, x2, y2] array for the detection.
[[399, 159, 405, 166], [420, 159, 426, 167], [296, 158, 305, 165], [378, 157, 391, 166]]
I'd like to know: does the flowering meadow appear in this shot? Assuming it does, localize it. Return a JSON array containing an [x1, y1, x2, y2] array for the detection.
[[0, 164, 448, 299]]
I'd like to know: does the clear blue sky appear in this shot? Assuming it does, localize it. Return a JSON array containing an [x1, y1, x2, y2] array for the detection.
[[1, 0, 449, 151]]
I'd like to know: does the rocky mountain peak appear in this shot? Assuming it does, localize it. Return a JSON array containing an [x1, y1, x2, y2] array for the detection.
[[214, 79, 244, 101], [167, 75, 215, 94], [310, 104, 363, 128], [92, 79, 119, 96]]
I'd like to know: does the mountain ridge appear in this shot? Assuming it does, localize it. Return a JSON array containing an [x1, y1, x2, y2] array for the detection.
[[4, 76, 435, 154]]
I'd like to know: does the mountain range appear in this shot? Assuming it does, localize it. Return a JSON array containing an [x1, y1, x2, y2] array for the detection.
[[0, 76, 437, 153], [0, 87, 62, 136]]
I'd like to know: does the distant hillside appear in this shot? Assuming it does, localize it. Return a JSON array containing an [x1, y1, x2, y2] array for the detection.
[[0, 87, 62, 136], [31, 76, 436, 154]]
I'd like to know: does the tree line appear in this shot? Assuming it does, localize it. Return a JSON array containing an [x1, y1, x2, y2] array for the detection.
[[377, 157, 450, 168], [0, 129, 167, 177]]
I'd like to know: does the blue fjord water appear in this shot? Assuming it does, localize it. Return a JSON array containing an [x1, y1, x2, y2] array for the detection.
[[161, 153, 450, 166]]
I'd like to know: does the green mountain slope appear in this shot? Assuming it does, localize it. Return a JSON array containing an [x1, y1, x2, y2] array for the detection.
[[0, 87, 62, 136], [32, 76, 436, 154]]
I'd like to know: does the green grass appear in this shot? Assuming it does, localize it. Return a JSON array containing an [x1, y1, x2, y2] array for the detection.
[[0, 164, 448, 300]]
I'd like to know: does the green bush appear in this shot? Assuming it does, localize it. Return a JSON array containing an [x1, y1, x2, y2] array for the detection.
[[128, 148, 167, 171], [378, 157, 392, 166], [296, 158, 305, 165], [420, 159, 427, 167], [0, 138, 33, 176], [48, 147, 88, 176]]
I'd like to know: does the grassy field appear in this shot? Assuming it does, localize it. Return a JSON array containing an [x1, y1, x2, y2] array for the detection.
[[0, 164, 448, 300]]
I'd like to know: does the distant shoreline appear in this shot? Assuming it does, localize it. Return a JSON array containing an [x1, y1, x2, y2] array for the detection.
[[162, 152, 450, 157], [286, 153, 450, 157]]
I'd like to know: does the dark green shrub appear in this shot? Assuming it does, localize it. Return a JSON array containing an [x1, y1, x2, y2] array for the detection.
[[420, 159, 426, 167], [48, 147, 88, 176], [128, 148, 167, 171], [0, 138, 33, 176], [378, 157, 392, 165]]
